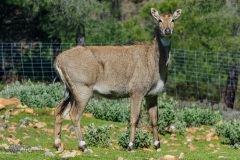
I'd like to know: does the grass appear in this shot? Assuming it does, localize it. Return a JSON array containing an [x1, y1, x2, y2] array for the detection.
[[0, 106, 240, 160]]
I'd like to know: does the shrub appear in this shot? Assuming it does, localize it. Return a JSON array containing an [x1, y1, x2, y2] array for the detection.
[[157, 93, 179, 133], [85, 98, 130, 123], [118, 128, 152, 149], [84, 123, 111, 147], [0, 80, 63, 108], [157, 94, 222, 134], [180, 108, 222, 127], [216, 120, 240, 149]]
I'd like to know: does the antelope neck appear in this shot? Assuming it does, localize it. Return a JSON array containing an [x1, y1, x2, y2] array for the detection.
[[158, 36, 172, 66], [160, 36, 171, 47]]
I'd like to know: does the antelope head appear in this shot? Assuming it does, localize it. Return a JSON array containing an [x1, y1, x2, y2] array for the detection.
[[151, 8, 182, 65], [151, 8, 182, 37]]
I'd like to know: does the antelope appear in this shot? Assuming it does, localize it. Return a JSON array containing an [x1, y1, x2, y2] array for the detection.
[[53, 8, 182, 152]]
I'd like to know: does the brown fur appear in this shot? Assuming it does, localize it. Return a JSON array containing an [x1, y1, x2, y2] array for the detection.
[[53, 8, 182, 152]]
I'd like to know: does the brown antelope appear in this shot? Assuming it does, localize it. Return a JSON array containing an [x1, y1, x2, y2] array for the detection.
[[53, 8, 182, 152]]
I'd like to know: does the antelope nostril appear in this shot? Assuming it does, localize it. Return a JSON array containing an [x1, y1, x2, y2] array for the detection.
[[165, 28, 171, 33]]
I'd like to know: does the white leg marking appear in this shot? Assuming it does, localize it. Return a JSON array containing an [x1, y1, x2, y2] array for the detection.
[[55, 138, 61, 145], [79, 140, 86, 147], [63, 105, 71, 118], [129, 142, 133, 147], [154, 140, 160, 146], [154, 141, 161, 152]]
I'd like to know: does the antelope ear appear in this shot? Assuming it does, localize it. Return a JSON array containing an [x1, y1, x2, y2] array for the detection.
[[172, 9, 182, 20], [151, 8, 160, 20]]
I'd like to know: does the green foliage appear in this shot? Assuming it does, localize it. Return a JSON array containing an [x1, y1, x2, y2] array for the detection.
[[84, 123, 111, 147], [118, 128, 152, 149], [0, 80, 63, 108], [156, 94, 222, 134], [85, 93, 222, 135], [85, 98, 130, 123], [121, 18, 151, 43], [179, 108, 222, 127], [216, 120, 240, 149], [157, 94, 178, 132]]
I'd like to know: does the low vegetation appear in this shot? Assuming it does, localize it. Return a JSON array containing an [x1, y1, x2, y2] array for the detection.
[[0, 105, 239, 159], [0, 81, 63, 108], [0, 81, 240, 159]]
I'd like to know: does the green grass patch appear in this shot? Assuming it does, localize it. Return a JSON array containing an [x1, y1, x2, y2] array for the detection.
[[0, 106, 240, 159]]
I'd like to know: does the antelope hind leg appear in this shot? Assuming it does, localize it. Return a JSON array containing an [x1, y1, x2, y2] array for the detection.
[[146, 96, 161, 152], [69, 86, 92, 152], [54, 98, 71, 151]]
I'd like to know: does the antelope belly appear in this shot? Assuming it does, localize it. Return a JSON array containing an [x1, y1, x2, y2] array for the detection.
[[147, 79, 165, 96], [93, 85, 129, 99]]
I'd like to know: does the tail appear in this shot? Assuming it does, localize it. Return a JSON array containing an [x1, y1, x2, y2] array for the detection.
[[54, 60, 71, 115]]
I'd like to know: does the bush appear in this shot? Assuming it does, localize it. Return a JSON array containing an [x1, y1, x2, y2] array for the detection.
[[0, 80, 63, 108], [85, 98, 130, 123], [180, 108, 222, 127], [118, 128, 152, 149], [216, 120, 240, 149], [157, 94, 222, 134], [84, 123, 111, 147], [158, 94, 178, 133]]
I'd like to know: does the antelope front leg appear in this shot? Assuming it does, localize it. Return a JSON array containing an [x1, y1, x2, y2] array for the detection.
[[128, 94, 143, 152], [146, 96, 160, 152]]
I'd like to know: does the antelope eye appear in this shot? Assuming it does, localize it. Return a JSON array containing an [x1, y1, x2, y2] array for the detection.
[[158, 19, 162, 23], [171, 19, 175, 22]]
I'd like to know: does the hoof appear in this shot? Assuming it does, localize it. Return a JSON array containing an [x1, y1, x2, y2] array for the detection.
[[156, 148, 161, 152], [154, 141, 161, 152], [128, 149, 135, 152], [53, 142, 64, 152], [79, 145, 88, 152], [127, 142, 135, 152]]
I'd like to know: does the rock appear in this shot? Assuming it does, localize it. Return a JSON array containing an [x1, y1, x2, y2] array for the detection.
[[209, 144, 214, 148], [45, 151, 55, 157], [0, 134, 5, 140], [213, 136, 219, 140], [0, 104, 5, 110], [218, 156, 227, 159], [83, 113, 94, 118], [113, 145, 119, 150], [7, 137, 22, 145], [0, 144, 9, 149], [196, 135, 205, 141], [160, 139, 168, 144], [33, 122, 47, 128], [33, 119, 38, 123], [188, 144, 196, 151], [0, 98, 22, 107], [169, 125, 176, 132], [16, 104, 28, 109], [23, 135, 31, 139], [25, 107, 34, 114], [61, 150, 80, 158], [30, 146, 44, 152], [159, 155, 179, 160], [62, 124, 70, 132], [179, 152, 185, 159], [143, 148, 153, 152], [7, 126, 16, 133], [87, 148, 93, 153], [11, 110, 20, 116], [118, 157, 124, 160]]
